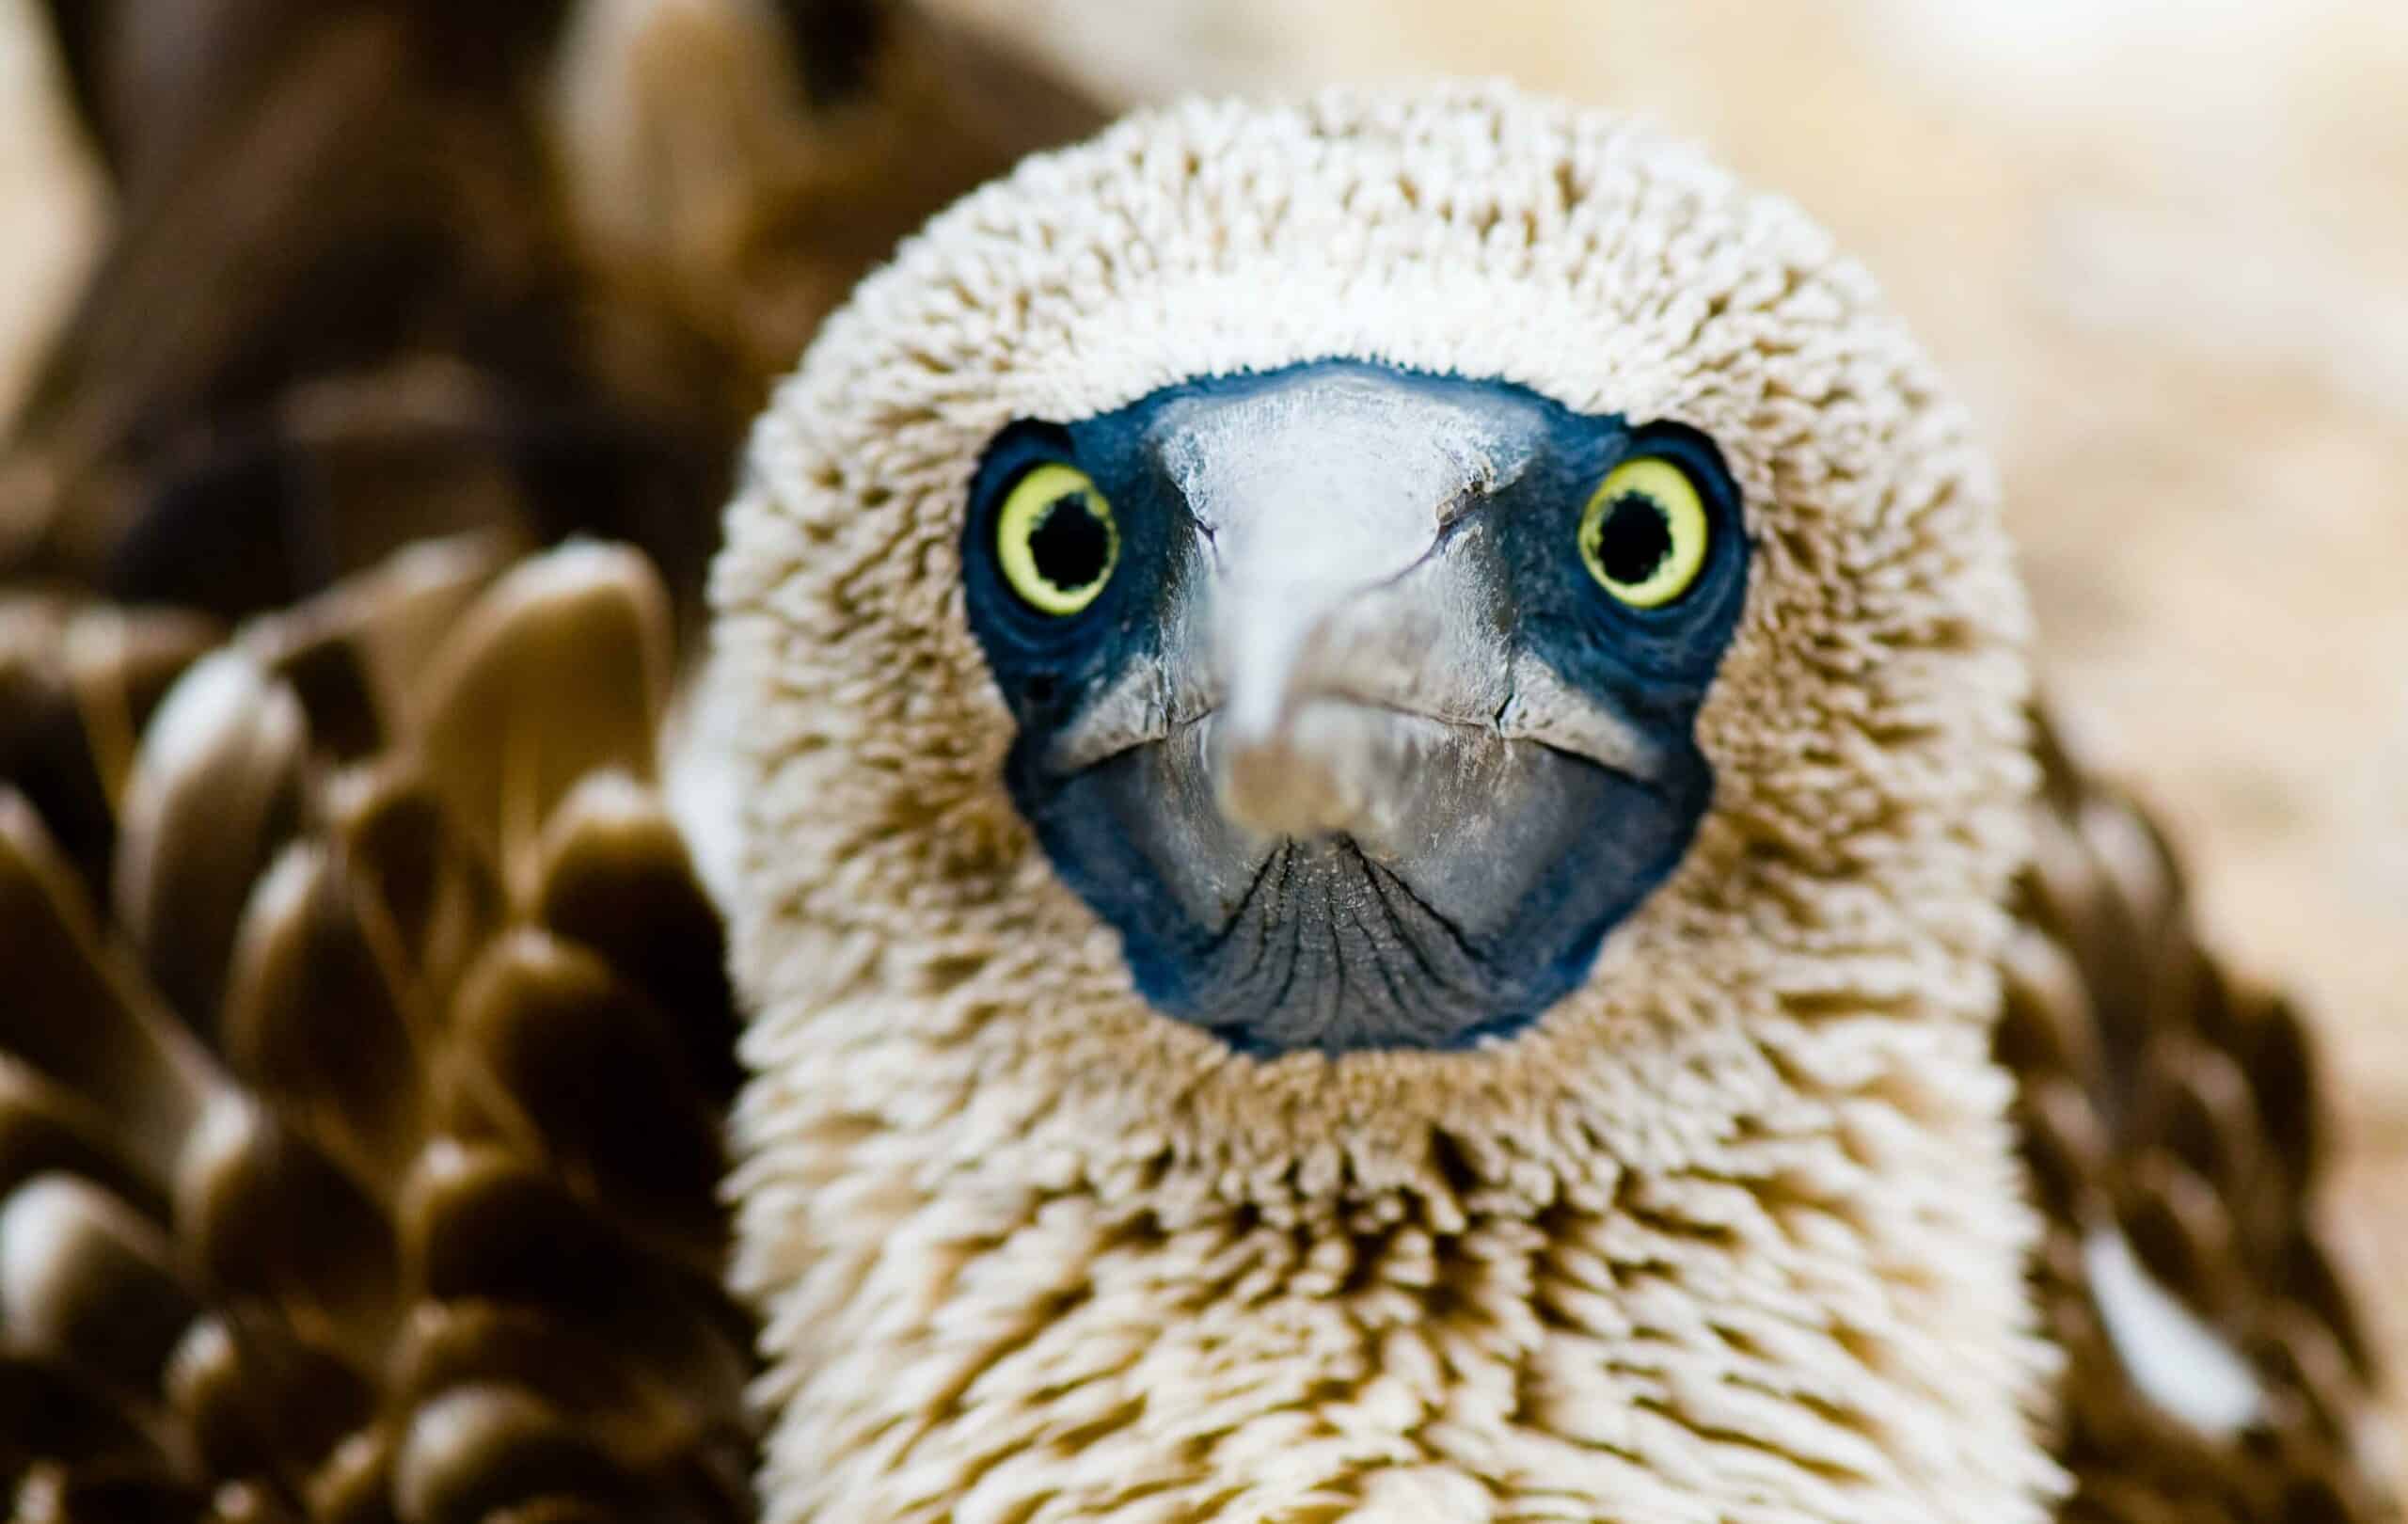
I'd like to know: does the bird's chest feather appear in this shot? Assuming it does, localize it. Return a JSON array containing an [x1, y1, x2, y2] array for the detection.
[[740, 1019, 2057, 1524]]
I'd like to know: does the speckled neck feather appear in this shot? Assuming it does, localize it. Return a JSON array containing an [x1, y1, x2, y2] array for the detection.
[[713, 81, 2056, 1522]]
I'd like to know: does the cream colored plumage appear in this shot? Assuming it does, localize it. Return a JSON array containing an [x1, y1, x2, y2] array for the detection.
[[1, 11, 2396, 1519], [712, 81, 2052, 1522]]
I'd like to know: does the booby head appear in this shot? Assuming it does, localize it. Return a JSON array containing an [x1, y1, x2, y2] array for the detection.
[[715, 81, 2052, 1521]]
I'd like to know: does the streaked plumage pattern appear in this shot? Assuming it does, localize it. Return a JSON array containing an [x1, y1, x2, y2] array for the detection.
[[1, 0, 1100, 623], [0, 6, 2396, 1518], [2008, 720, 2395, 1522], [0, 548, 2394, 1519], [0, 539, 752, 1523]]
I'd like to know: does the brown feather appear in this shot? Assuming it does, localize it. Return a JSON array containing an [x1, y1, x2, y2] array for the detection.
[[7, 536, 2403, 1518], [0, 540, 751, 1523], [2, 0, 1105, 625], [2004, 715, 2398, 1520], [1, 4, 2393, 1514], [0, 597, 219, 898]]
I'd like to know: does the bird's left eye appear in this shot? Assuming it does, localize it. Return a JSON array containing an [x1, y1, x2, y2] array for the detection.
[[996, 463, 1119, 616], [1579, 456, 1712, 609]]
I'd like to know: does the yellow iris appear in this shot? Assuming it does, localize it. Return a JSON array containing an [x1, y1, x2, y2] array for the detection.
[[1578, 456, 1711, 609], [996, 463, 1119, 616]]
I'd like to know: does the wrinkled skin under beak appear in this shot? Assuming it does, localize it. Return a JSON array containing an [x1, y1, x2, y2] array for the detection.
[[1010, 366, 1723, 1056]]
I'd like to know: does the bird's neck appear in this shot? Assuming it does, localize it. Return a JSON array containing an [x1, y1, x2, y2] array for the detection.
[[727, 921, 2060, 1522]]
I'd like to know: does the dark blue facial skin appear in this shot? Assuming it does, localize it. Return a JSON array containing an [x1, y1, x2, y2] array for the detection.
[[961, 359, 1751, 1055]]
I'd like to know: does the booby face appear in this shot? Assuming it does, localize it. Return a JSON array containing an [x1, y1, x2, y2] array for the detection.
[[962, 360, 1748, 1053]]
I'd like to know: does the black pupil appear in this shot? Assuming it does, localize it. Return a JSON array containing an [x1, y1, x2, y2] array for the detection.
[[1029, 491, 1112, 593], [1591, 491, 1673, 587]]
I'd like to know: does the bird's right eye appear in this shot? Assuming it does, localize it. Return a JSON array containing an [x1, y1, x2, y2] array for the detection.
[[996, 464, 1119, 616]]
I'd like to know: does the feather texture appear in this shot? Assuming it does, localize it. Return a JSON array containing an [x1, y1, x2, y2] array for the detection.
[[2004, 718, 2397, 1520], [0, 14, 2393, 1516], [0, 534, 2393, 1518], [0, 539, 752, 1523], [2, 0, 1101, 624]]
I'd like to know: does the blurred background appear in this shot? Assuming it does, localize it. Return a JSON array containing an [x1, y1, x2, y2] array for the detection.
[[3, 0, 2401, 1423]]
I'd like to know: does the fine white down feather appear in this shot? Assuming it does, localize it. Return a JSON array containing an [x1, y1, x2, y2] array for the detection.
[[711, 81, 2056, 1523]]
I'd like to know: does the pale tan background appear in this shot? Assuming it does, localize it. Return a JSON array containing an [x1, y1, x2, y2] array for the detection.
[[3, 0, 2401, 1425]]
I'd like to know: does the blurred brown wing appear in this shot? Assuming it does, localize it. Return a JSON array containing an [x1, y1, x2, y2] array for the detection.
[[0, 538, 753, 1524], [4, 0, 1102, 624], [2004, 711, 2399, 1522]]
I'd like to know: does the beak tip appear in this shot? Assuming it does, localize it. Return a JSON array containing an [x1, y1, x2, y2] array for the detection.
[[1212, 729, 1338, 840]]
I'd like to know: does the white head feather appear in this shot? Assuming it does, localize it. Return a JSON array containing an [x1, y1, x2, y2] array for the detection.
[[710, 81, 2054, 1523]]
